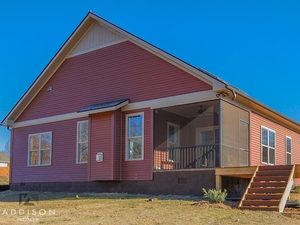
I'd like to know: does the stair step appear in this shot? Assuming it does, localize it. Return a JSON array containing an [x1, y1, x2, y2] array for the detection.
[[251, 181, 286, 188], [256, 170, 291, 176], [258, 165, 293, 171], [254, 176, 289, 182], [248, 188, 284, 193], [239, 165, 294, 212], [239, 206, 279, 211], [245, 194, 282, 200], [242, 200, 280, 206]]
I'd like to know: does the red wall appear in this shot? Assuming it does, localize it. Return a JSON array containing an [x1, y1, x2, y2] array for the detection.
[[250, 112, 300, 166], [121, 108, 153, 181], [11, 41, 213, 183], [17, 41, 212, 122], [89, 112, 115, 181], [11, 118, 88, 183]]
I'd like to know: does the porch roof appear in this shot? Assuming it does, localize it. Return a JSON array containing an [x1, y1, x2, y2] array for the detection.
[[78, 99, 129, 114]]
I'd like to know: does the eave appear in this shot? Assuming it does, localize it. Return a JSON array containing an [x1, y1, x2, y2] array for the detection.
[[216, 87, 300, 134]]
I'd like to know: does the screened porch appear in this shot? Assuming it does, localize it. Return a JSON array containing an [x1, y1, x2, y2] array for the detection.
[[154, 100, 249, 170]]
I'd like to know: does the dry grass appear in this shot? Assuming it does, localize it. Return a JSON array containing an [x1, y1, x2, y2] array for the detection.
[[0, 177, 9, 185], [0, 191, 299, 224]]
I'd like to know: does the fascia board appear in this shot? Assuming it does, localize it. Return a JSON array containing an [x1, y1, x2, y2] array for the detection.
[[12, 100, 129, 128], [1, 13, 96, 126]]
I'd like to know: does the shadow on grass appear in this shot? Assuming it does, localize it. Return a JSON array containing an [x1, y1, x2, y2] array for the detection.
[[0, 190, 204, 203]]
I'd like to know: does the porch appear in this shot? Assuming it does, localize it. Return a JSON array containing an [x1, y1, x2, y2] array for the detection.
[[154, 99, 250, 170]]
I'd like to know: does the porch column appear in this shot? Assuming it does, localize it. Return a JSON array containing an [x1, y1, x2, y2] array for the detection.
[[215, 175, 222, 190]]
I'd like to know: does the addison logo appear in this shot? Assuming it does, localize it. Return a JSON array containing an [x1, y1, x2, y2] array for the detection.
[[19, 194, 39, 206]]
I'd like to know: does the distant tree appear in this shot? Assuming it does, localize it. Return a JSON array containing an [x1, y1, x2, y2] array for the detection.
[[3, 140, 10, 158]]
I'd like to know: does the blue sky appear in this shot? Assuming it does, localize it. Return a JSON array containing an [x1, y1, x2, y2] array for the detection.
[[1, 0, 300, 151]]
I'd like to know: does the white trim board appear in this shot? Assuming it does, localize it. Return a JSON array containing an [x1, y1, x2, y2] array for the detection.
[[11, 91, 217, 128], [12, 100, 129, 128], [67, 39, 126, 58], [122, 90, 217, 111]]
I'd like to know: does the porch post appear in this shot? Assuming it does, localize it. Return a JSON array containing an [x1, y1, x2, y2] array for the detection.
[[215, 175, 222, 190]]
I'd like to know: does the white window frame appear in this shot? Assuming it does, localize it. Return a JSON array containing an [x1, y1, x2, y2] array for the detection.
[[77, 120, 89, 164], [28, 132, 52, 166], [261, 126, 276, 165], [167, 122, 180, 161], [125, 112, 144, 161], [286, 136, 292, 165], [195, 126, 219, 145]]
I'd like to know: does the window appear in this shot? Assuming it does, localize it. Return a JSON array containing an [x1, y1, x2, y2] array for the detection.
[[286, 136, 292, 165], [126, 113, 144, 160], [167, 122, 180, 160], [77, 121, 88, 163], [261, 127, 275, 165], [196, 126, 219, 145], [28, 132, 52, 166]]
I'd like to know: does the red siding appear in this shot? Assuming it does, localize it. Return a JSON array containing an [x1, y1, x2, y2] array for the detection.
[[89, 111, 120, 181], [17, 41, 212, 122], [11, 118, 88, 183], [114, 108, 122, 180], [250, 112, 300, 166], [121, 108, 153, 181]]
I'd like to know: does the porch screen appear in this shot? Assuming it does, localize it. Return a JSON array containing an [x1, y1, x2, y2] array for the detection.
[[221, 101, 249, 167]]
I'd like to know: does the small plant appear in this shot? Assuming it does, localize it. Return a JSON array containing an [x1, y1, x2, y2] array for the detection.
[[202, 188, 227, 203], [293, 185, 300, 193]]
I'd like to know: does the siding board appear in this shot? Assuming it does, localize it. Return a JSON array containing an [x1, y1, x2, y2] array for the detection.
[[250, 112, 300, 166], [17, 41, 211, 122], [89, 112, 115, 180], [11, 118, 88, 183]]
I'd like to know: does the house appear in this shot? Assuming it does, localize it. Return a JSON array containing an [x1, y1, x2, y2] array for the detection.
[[0, 152, 9, 168], [0, 152, 9, 183], [2, 12, 300, 200]]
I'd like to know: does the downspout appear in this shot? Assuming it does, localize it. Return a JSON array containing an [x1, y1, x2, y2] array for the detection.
[[225, 85, 237, 101]]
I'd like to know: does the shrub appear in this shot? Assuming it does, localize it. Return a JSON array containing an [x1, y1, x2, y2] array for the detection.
[[202, 188, 227, 203], [294, 185, 300, 193]]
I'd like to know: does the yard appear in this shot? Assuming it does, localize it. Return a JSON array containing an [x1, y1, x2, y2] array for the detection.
[[0, 191, 299, 224]]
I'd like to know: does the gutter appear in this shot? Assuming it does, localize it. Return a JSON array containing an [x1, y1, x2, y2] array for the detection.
[[225, 84, 237, 101]]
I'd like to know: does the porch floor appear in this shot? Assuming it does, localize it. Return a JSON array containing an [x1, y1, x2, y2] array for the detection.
[[215, 164, 300, 190]]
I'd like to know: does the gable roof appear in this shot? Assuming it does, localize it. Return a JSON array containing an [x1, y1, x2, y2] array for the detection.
[[2, 12, 300, 133], [1, 12, 229, 127]]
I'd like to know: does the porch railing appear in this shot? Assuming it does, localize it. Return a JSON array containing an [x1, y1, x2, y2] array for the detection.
[[154, 145, 219, 170]]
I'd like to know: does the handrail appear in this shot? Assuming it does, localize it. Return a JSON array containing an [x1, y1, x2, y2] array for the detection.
[[278, 165, 295, 213], [238, 166, 259, 208], [154, 144, 219, 170], [155, 144, 219, 150]]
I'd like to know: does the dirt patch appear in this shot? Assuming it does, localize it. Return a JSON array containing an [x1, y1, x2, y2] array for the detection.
[[191, 200, 239, 209]]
